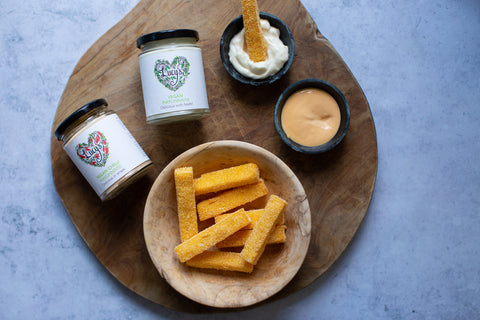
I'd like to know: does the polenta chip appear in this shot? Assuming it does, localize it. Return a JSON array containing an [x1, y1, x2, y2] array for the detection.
[[196, 179, 268, 221], [174, 167, 198, 242], [215, 209, 284, 229], [240, 195, 287, 265], [175, 208, 251, 262], [186, 251, 254, 273], [216, 225, 286, 248], [241, 0, 268, 62], [194, 163, 260, 196]]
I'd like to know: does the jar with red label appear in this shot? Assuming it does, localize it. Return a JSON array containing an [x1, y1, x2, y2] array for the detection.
[[54, 99, 152, 201]]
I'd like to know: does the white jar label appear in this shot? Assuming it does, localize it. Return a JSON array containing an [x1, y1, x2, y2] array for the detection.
[[138, 46, 209, 118], [64, 114, 150, 197]]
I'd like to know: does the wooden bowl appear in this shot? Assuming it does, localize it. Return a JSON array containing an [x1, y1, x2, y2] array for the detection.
[[143, 140, 311, 308]]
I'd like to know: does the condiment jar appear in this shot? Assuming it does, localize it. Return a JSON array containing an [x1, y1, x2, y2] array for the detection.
[[136, 29, 210, 124], [54, 99, 152, 201]]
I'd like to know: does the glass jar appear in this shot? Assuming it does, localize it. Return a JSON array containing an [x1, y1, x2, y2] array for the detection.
[[136, 29, 210, 124], [54, 99, 152, 201]]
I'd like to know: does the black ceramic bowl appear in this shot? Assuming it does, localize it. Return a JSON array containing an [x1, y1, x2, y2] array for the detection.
[[220, 12, 295, 86], [274, 79, 350, 154]]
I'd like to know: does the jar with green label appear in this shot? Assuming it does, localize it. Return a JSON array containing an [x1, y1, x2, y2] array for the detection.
[[137, 29, 210, 124]]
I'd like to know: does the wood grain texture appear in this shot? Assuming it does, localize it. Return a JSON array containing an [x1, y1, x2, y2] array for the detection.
[[50, 0, 377, 312], [144, 141, 311, 308]]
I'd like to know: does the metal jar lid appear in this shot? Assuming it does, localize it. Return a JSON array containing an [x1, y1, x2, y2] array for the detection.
[[136, 29, 199, 48], [54, 99, 107, 140]]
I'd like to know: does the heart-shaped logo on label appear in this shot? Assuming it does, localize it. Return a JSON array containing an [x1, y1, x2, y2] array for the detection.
[[154, 56, 190, 91], [76, 131, 109, 167]]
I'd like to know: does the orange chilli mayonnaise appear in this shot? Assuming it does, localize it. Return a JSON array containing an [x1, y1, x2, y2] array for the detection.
[[280, 88, 341, 147]]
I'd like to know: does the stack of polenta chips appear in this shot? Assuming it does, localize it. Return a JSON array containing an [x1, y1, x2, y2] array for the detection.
[[173, 163, 287, 273]]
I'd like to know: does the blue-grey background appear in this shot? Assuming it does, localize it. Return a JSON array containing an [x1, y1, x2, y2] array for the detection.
[[1, 0, 479, 319]]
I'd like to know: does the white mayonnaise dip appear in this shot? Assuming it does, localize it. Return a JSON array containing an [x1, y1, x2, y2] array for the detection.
[[229, 19, 289, 79]]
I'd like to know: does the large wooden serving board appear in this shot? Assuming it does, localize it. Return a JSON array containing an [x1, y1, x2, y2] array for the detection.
[[51, 0, 377, 312]]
